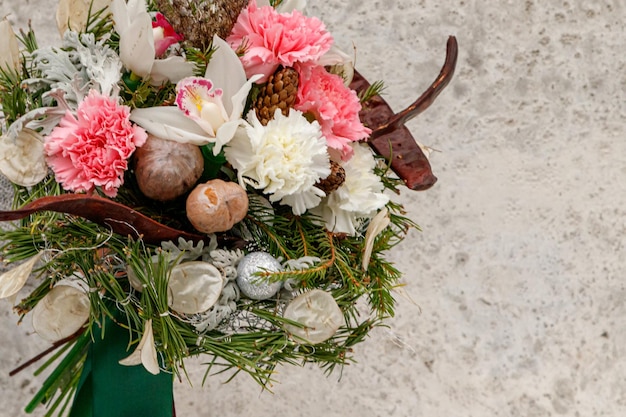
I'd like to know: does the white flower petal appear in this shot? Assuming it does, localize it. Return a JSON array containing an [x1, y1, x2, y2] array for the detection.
[[119, 319, 160, 375], [313, 143, 389, 235], [110, 0, 155, 78], [0, 128, 48, 186], [228, 74, 263, 121], [213, 119, 241, 155], [205, 35, 247, 112], [224, 110, 330, 215], [150, 56, 195, 85], [130, 107, 211, 145], [318, 44, 355, 86]]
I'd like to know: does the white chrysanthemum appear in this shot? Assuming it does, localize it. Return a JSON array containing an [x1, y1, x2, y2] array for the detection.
[[225, 109, 330, 215], [312, 143, 390, 235]]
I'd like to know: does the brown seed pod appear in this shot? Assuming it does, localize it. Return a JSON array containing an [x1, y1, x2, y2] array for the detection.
[[186, 179, 249, 234], [134, 134, 204, 202]]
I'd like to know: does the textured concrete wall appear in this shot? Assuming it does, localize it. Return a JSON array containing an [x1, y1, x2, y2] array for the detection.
[[1, 1, 625, 416]]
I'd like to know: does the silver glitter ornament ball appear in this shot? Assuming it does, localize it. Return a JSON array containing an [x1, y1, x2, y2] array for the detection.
[[236, 251, 283, 300]]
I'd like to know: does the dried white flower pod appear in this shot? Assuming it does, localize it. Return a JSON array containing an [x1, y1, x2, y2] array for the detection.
[[0, 18, 20, 73], [56, 0, 112, 35], [0, 128, 48, 187], [168, 261, 223, 314], [186, 179, 249, 233], [134, 134, 204, 201], [32, 285, 90, 342], [283, 289, 344, 344]]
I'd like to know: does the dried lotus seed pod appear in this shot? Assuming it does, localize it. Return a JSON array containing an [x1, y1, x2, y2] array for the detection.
[[134, 134, 204, 201], [186, 179, 249, 233]]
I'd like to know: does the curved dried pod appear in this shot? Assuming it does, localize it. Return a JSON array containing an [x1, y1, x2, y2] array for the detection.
[[351, 36, 458, 191], [32, 285, 90, 342], [186, 179, 249, 234], [134, 134, 204, 201]]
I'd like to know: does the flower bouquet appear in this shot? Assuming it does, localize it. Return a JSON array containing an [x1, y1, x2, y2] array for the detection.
[[0, 0, 457, 415]]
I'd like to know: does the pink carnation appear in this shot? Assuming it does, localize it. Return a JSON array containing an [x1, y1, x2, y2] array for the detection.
[[44, 90, 147, 197], [295, 64, 371, 160], [227, 0, 333, 82]]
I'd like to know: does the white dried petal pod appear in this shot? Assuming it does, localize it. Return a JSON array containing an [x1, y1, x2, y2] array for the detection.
[[186, 179, 249, 233], [0, 18, 20, 73], [56, 0, 112, 35], [32, 285, 90, 342], [0, 128, 48, 187], [168, 261, 223, 314], [283, 289, 344, 344]]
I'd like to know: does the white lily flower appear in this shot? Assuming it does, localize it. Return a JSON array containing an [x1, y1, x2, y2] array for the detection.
[[119, 319, 160, 375], [0, 18, 20, 73], [131, 36, 262, 153], [109, 0, 193, 85], [56, 0, 112, 35], [0, 253, 43, 299]]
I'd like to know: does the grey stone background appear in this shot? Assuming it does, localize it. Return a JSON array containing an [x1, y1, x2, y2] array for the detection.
[[1, 0, 626, 416]]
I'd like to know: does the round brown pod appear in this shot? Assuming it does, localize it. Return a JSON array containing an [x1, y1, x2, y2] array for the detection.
[[186, 179, 249, 233], [134, 134, 204, 201]]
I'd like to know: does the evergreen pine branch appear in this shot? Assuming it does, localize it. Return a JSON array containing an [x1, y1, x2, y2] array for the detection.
[[358, 80, 385, 103]]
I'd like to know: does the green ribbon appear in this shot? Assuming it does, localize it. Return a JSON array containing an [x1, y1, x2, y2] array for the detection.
[[70, 318, 174, 417]]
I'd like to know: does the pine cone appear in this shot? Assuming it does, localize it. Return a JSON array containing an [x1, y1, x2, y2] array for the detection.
[[254, 67, 299, 126], [316, 161, 346, 194]]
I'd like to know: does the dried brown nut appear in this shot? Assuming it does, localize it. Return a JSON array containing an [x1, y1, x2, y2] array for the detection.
[[134, 134, 204, 201], [186, 179, 249, 233]]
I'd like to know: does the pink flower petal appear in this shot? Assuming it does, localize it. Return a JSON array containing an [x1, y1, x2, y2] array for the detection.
[[227, 0, 334, 82], [295, 64, 370, 160], [44, 90, 147, 197]]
